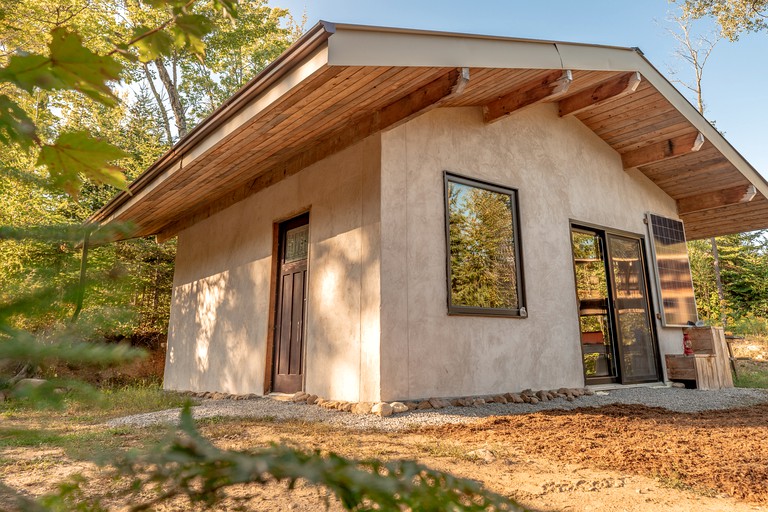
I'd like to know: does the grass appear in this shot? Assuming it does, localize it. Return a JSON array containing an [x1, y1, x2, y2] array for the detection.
[[76, 381, 193, 421], [0, 428, 65, 448], [733, 366, 768, 389], [1, 381, 193, 423], [0, 426, 168, 460], [729, 336, 768, 389], [656, 471, 719, 498], [0, 382, 189, 464]]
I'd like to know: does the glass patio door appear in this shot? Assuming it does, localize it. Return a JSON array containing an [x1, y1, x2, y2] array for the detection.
[[606, 234, 659, 383], [572, 229, 619, 383], [571, 226, 660, 384]]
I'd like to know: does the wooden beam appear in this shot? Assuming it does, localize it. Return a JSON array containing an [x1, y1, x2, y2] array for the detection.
[[156, 68, 470, 242], [621, 132, 704, 169], [483, 69, 572, 124], [677, 184, 757, 215], [559, 71, 641, 117]]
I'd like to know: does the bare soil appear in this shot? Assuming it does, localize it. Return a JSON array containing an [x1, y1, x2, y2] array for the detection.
[[3, 338, 768, 510], [3, 400, 768, 511]]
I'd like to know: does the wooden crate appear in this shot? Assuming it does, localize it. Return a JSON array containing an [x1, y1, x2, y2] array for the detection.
[[665, 354, 726, 390], [688, 327, 734, 388], [664, 326, 734, 390]]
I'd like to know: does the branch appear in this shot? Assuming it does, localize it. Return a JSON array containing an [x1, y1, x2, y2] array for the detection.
[[107, 0, 197, 57]]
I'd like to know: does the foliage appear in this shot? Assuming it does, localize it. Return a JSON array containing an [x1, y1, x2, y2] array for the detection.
[[0, 0, 296, 344], [680, 0, 768, 40], [728, 312, 768, 335], [718, 232, 768, 318], [133, 0, 297, 140], [688, 231, 768, 328], [108, 405, 522, 511]]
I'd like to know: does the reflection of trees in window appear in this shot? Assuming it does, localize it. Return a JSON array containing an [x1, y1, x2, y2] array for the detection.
[[447, 179, 519, 310], [572, 233, 609, 303]]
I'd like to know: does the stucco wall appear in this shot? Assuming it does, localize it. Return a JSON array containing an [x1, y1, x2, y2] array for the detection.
[[164, 135, 382, 402], [380, 104, 682, 401]]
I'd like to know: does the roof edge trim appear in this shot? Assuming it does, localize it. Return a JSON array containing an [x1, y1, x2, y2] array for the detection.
[[329, 22, 636, 52]]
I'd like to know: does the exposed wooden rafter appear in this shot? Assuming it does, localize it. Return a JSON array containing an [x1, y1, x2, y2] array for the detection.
[[677, 184, 757, 215], [483, 69, 572, 124], [621, 132, 705, 169], [156, 68, 471, 242], [559, 71, 642, 117]]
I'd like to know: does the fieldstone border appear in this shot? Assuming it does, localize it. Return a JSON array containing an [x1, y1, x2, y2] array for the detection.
[[182, 388, 596, 417]]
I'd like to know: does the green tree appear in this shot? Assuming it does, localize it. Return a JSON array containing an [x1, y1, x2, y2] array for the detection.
[[718, 232, 768, 317], [681, 0, 767, 39], [133, 0, 297, 140]]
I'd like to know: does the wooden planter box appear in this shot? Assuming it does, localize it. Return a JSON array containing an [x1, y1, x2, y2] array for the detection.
[[664, 327, 734, 390]]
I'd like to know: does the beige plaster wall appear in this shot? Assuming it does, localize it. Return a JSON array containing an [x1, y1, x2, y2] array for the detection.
[[164, 135, 382, 402], [380, 104, 682, 401]]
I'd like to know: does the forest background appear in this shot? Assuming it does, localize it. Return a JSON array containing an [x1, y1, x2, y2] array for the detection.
[[0, 0, 301, 366], [2, 0, 768, 377]]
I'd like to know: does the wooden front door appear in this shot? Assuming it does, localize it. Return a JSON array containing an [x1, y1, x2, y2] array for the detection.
[[272, 213, 309, 393]]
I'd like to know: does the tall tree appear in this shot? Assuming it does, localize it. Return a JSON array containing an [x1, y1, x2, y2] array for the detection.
[[130, 0, 296, 140], [667, 7, 728, 326], [681, 0, 767, 39]]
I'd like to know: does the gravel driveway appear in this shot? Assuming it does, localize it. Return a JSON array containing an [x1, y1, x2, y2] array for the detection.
[[107, 386, 768, 431]]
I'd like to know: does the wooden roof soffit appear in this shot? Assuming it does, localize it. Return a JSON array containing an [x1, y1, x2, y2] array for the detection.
[[621, 132, 705, 169], [155, 67, 471, 242], [677, 184, 757, 215], [558, 71, 642, 117], [483, 69, 573, 124]]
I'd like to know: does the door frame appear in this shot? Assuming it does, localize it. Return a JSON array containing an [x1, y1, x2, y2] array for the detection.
[[264, 210, 311, 394], [569, 220, 662, 385]]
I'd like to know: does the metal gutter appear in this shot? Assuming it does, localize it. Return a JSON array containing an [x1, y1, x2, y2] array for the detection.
[[89, 20, 336, 224]]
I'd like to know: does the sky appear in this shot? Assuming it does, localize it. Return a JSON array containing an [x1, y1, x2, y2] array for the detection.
[[274, 0, 768, 177]]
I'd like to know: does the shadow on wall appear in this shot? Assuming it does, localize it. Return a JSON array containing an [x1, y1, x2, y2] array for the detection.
[[166, 219, 381, 399], [303, 216, 382, 401], [167, 260, 266, 394]]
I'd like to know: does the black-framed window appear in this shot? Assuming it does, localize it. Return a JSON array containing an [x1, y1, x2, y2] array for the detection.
[[444, 172, 526, 317]]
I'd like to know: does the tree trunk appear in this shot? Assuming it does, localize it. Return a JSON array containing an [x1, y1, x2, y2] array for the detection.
[[710, 236, 727, 328], [143, 63, 173, 144], [153, 56, 187, 138]]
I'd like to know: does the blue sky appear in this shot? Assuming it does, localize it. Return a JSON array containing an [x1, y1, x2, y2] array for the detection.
[[275, 0, 768, 176]]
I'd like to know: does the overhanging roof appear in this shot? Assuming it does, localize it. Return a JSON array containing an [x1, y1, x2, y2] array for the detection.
[[90, 21, 768, 241]]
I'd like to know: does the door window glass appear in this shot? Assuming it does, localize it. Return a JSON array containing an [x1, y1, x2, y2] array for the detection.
[[284, 225, 309, 263]]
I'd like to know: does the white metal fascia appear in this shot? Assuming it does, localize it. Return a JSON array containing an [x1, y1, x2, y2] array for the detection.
[[326, 23, 640, 70]]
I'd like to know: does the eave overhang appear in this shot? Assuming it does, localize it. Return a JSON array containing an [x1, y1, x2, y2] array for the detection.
[[90, 22, 768, 242]]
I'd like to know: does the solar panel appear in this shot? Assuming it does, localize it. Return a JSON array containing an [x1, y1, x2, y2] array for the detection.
[[647, 213, 699, 327]]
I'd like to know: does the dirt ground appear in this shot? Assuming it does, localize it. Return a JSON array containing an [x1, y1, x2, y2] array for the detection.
[[3, 397, 768, 511], [3, 341, 768, 510]]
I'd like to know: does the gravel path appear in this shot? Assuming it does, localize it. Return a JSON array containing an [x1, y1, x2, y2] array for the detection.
[[107, 386, 768, 431]]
